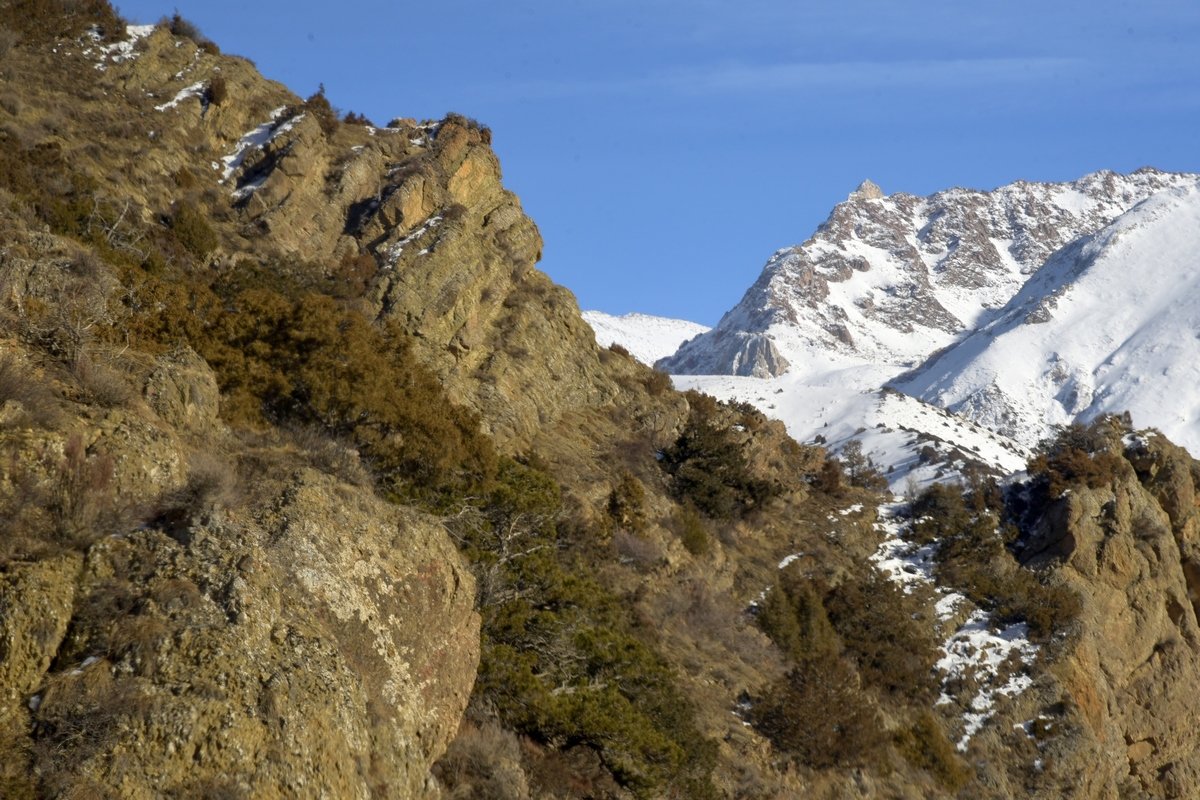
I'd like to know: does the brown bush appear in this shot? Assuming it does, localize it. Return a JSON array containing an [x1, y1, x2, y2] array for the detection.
[[46, 434, 122, 546], [0, 352, 60, 426], [32, 667, 152, 795], [299, 85, 339, 136], [434, 719, 529, 800], [612, 528, 663, 569], [606, 470, 646, 533], [607, 342, 630, 358], [71, 354, 133, 408], [0, 90, 20, 116], [644, 368, 672, 396], [206, 75, 228, 106], [0, 28, 18, 59]]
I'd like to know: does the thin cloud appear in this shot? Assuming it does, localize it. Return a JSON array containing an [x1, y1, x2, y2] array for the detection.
[[484, 56, 1085, 101]]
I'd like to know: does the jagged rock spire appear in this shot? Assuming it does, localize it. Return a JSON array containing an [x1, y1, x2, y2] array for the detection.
[[849, 179, 884, 200]]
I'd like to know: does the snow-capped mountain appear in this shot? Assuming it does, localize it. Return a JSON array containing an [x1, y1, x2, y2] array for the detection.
[[582, 311, 709, 366], [657, 168, 1200, 487], [895, 181, 1200, 452], [659, 169, 1195, 378]]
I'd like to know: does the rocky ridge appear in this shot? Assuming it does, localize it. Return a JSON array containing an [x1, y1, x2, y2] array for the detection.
[[659, 169, 1195, 377]]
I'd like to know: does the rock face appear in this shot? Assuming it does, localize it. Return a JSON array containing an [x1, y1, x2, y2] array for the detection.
[[0, 365, 479, 798], [660, 169, 1195, 376], [656, 329, 788, 378], [997, 432, 1200, 799]]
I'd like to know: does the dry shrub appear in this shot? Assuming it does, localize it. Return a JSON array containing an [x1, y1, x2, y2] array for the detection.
[[108, 613, 169, 675], [0, 352, 60, 426], [149, 576, 202, 613], [285, 424, 372, 487], [46, 434, 123, 547], [613, 528, 663, 569], [71, 354, 133, 408], [644, 368, 672, 396], [150, 450, 239, 541], [0, 90, 21, 116], [606, 470, 646, 533], [0, 28, 18, 59], [434, 719, 529, 800], [32, 668, 152, 796]]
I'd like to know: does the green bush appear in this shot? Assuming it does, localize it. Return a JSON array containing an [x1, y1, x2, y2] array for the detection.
[[660, 391, 776, 519], [752, 656, 886, 769], [455, 460, 719, 798], [169, 202, 218, 260], [824, 571, 939, 703], [674, 506, 709, 556], [756, 575, 840, 665], [894, 710, 971, 791]]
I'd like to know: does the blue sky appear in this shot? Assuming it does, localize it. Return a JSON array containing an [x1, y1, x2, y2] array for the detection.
[[115, 1, 1200, 324]]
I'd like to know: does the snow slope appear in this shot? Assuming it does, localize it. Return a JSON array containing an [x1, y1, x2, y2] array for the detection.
[[674, 369, 1030, 493], [657, 169, 1200, 487], [582, 311, 709, 366], [896, 180, 1200, 452], [662, 169, 1196, 376]]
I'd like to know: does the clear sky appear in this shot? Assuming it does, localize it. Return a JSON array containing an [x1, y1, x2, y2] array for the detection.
[[113, 1, 1200, 325]]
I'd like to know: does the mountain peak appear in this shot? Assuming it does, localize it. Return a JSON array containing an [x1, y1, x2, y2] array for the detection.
[[850, 179, 884, 200]]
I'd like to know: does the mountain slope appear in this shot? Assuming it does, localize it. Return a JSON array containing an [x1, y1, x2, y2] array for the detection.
[[582, 310, 709, 365], [659, 170, 1196, 378], [895, 181, 1200, 450]]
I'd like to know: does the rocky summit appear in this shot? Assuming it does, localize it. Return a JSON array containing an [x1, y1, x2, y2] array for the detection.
[[659, 168, 1194, 376]]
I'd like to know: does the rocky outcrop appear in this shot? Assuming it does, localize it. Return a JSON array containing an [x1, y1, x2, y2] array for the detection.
[[1001, 433, 1200, 798], [656, 329, 789, 378], [0, 451, 478, 798]]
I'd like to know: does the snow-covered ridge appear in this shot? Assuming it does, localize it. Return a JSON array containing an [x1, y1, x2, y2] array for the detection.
[[657, 168, 1197, 491], [662, 168, 1197, 377], [582, 311, 709, 366], [896, 179, 1200, 452]]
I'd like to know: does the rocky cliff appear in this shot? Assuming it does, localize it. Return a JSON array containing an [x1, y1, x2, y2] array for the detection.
[[1000, 424, 1200, 799]]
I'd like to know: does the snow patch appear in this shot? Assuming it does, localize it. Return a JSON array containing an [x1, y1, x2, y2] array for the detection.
[[936, 610, 1039, 751], [220, 108, 297, 183], [155, 81, 206, 112]]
